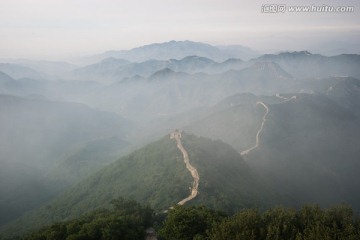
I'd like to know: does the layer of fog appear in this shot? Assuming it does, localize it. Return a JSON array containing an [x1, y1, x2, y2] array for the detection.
[[1, 42, 360, 226]]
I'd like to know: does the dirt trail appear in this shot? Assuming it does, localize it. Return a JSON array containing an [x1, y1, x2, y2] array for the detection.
[[170, 130, 199, 205], [241, 101, 269, 156]]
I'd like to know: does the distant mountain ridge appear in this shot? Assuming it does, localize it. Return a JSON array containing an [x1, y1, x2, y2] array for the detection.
[[70, 55, 246, 82], [79, 61, 294, 118], [3, 41, 359, 82], [83, 40, 258, 64], [71, 48, 360, 84], [253, 51, 360, 79]]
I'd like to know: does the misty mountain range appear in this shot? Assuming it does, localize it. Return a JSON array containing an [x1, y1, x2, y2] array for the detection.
[[83, 40, 260, 64], [1, 40, 360, 238]]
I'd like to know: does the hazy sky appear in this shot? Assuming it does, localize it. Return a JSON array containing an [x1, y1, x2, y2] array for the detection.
[[1, 0, 359, 60]]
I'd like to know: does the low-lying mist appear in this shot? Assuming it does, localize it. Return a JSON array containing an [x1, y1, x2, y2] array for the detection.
[[1, 41, 360, 236]]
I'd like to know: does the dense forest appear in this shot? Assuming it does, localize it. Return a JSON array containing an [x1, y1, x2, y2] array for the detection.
[[3, 198, 359, 240]]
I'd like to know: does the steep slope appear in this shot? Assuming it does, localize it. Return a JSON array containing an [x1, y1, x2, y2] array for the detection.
[[0, 133, 279, 237]]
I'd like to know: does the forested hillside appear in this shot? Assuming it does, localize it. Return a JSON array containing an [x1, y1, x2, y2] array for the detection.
[[0, 133, 279, 237]]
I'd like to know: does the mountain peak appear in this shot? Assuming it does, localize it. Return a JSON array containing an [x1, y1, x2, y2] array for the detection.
[[91, 40, 229, 62], [149, 68, 178, 80]]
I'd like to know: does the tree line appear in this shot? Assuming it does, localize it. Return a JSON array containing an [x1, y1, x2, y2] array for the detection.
[[2, 198, 359, 240]]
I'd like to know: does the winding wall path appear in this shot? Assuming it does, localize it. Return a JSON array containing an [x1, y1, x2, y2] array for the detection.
[[170, 130, 199, 205], [241, 95, 297, 156], [241, 101, 269, 156]]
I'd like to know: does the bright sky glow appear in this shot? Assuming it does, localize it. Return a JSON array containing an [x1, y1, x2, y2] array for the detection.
[[0, 0, 359, 60]]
